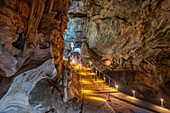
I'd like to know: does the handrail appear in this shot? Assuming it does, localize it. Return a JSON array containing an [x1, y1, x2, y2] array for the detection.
[[85, 64, 103, 90], [69, 62, 103, 91], [90, 64, 116, 88], [67, 58, 116, 90], [85, 64, 102, 81]]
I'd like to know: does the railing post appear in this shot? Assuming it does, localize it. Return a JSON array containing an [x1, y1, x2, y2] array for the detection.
[[79, 66, 82, 93], [101, 81, 102, 90], [88, 63, 117, 92], [104, 75, 105, 82], [90, 65, 92, 78], [97, 77, 98, 86], [94, 75, 95, 81], [107, 91, 111, 101], [91, 72, 93, 78]]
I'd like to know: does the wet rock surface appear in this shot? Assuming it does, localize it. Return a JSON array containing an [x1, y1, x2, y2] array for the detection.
[[0, 0, 169, 112], [0, 0, 71, 80], [64, 0, 88, 57], [78, 0, 170, 107], [0, 0, 72, 111], [29, 66, 82, 113], [0, 59, 57, 113]]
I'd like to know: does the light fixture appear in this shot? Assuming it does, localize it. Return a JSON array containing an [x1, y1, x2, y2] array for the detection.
[[90, 61, 92, 65], [104, 77, 106, 82], [115, 85, 118, 90], [132, 90, 135, 98], [160, 98, 164, 107], [72, 59, 75, 63]]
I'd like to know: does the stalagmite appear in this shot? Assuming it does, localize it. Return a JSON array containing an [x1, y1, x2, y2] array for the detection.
[[0, 0, 169, 112], [0, 59, 57, 112]]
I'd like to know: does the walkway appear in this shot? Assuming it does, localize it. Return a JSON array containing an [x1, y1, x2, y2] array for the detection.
[[70, 63, 170, 113]]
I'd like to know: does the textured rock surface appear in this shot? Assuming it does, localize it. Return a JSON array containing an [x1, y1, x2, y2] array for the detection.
[[0, 59, 57, 113], [0, 0, 71, 80], [81, 42, 111, 71], [79, 0, 170, 106], [29, 80, 82, 113], [0, 0, 72, 111], [0, 47, 53, 100], [64, 0, 88, 57], [29, 62, 82, 113], [0, 0, 169, 111]]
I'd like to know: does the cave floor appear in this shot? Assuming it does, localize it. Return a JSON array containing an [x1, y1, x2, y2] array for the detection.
[[71, 63, 170, 113], [83, 94, 153, 113]]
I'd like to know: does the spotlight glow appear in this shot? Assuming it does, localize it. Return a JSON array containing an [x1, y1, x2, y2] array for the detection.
[[132, 90, 135, 97], [86, 96, 106, 101], [115, 85, 118, 90], [160, 98, 164, 107]]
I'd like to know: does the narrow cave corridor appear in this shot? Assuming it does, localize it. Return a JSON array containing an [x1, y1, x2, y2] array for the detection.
[[0, 0, 169, 113]]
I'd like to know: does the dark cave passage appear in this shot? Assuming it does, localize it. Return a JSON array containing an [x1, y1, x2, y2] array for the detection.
[[0, 0, 169, 113]]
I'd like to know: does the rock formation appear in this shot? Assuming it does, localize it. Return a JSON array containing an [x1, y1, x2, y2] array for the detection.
[[0, 0, 170, 111], [28, 60, 82, 113], [0, 59, 57, 113], [78, 0, 170, 105], [0, 0, 74, 112], [0, 0, 71, 80], [64, 0, 88, 57]]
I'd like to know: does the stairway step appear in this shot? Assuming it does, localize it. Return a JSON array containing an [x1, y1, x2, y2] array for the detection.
[[71, 65, 118, 95], [81, 90, 118, 94]]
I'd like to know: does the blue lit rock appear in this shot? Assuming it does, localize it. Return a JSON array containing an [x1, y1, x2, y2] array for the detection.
[[0, 59, 57, 113]]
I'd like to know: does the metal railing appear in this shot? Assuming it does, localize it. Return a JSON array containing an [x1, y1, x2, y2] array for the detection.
[[85, 64, 103, 90], [68, 58, 117, 92], [70, 63, 103, 92], [89, 63, 117, 89]]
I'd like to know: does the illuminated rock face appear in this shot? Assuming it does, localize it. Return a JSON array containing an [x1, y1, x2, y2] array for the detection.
[[79, 0, 170, 102], [0, 0, 72, 111], [0, 59, 57, 113], [0, 0, 71, 79], [0, 0, 169, 110], [64, 0, 88, 57]]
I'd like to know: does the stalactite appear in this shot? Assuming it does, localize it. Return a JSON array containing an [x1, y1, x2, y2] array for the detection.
[[28, 0, 46, 43], [53, 0, 61, 11], [34, 0, 46, 33], [25, 0, 38, 37], [48, 0, 54, 13]]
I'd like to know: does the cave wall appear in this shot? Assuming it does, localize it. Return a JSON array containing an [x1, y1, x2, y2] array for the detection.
[[64, 0, 88, 57], [0, 0, 169, 105], [0, 0, 71, 79], [83, 0, 170, 99]]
